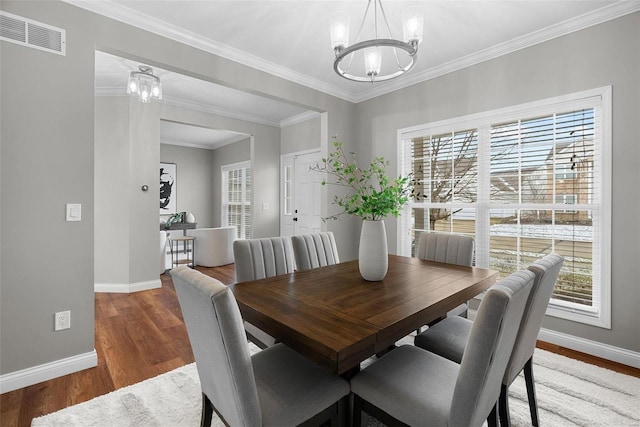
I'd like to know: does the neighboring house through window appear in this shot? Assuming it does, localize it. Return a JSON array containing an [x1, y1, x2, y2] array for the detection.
[[222, 161, 252, 239], [399, 87, 611, 328]]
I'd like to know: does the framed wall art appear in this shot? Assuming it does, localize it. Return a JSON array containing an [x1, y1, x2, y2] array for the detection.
[[160, 162, 177, 214]]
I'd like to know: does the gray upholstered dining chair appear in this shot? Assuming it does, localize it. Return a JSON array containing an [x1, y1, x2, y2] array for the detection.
[[351, 269, 536, 427], [233, 237, 295, 348], [233, 237, 295, 282], [417, 231, 475, 319], [171, 266, 350, 427], [414, 253, 564, 427], [291, 231, 340, 271]]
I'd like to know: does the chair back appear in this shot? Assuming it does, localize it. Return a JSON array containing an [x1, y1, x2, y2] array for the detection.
[[233, 237, 295, 283], [416, 232, 474, 266], [504, 253, 564, 384], [171, 266, 261, 426], [450, 269, 536, 426], [291, 232, 340, 271]]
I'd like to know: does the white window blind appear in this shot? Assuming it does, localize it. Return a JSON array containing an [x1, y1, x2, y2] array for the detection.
[[222, 161, 252, 239], [399, 87, 611, 328]]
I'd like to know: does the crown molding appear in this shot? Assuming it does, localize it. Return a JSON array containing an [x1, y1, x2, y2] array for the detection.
[[280, 111, 322, 128], [353, 1, 640, 103], [160, 133, 248, 151], [94, 87, 289, 127], [64, 0, 354, 102], [162, 96, 282, 128], [74, 0, 639, 105]]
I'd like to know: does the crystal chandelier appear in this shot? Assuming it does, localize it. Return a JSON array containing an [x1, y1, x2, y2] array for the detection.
[[127, 65, 162, 103], [330, 0, 423, 83]]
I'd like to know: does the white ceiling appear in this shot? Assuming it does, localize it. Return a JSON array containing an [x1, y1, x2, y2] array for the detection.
[[87, 1, 639, 148], [95, 51, 313, 149], [160, 120, 249, 150]]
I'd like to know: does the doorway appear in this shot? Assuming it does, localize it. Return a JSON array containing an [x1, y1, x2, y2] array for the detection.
[[280, 149, 323, 237]]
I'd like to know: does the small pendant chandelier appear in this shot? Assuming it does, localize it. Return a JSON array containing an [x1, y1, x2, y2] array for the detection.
[[127, 65, 163, 103], [330, 0, 423, 83]]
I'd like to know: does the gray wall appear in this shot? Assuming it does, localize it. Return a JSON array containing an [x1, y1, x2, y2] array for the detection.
[[0, 0, 355, 377], [1, 2, 96, 373], [252, 133, 282, 238], [160, 143, 215, 228], [128, 101, 162, 284], [159, 103, 282, 238], [281, 115, 322, 155], [280, 113, 361, 259], [279, 114, 362, 262], [94, 94, 160, 288], [95, 97, 132, 285], [96, 94, 271, 287], [354, 13, 640, 352], [211, 138, 251, 229]]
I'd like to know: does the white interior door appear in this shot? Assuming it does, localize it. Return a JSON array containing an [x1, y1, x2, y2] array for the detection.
[[281, 150, 322, 236], [293, 151, 323, 235]]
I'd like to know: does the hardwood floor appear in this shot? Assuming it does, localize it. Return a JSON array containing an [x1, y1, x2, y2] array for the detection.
[[1, 263, 638, 427], [0, 264, 235, 427], [535, 341, 640, 378]]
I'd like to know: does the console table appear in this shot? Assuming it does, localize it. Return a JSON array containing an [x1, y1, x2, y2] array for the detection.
[[161, 222, 196, 235], [168, 235, 196, 269], [161, 223, 197, 268]]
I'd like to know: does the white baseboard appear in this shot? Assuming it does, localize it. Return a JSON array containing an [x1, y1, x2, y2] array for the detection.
[[0, 350, 97, 394], [538, 328, 640, 369], [94, 279, 161, 293], [468, 309, 639, 368]]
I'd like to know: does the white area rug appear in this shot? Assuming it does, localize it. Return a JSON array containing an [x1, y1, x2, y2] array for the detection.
[[32, 343, 640, 427]]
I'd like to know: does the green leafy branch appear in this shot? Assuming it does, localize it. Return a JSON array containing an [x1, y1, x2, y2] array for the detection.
[[312, 140, 417, 221]]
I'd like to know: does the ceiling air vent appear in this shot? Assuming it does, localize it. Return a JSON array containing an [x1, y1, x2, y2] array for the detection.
[[0, 11, 65, 56]]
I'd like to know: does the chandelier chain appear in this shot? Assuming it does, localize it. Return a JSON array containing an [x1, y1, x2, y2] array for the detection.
[[376, 0, 403, 70], [344, 0, 373, 75]]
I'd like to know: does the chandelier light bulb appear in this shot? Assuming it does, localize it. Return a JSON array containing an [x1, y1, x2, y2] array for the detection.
[[402, 7, 424, 44], [140, 86, 150, 103], [364, 47, 382, 77], [151, 81, 162, 99], [330, 12, 350, 50], [127, 77, 139, 94]]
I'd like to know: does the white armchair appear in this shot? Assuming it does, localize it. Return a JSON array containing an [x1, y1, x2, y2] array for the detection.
[[187, 226, 236, 267], [160, 231, 168, 274]]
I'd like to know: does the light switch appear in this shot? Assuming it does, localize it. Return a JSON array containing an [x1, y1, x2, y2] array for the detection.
[[66, 203, 81, 221]]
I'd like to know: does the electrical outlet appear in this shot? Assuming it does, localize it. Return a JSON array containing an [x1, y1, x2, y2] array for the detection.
[[55, 310, 71, 331]]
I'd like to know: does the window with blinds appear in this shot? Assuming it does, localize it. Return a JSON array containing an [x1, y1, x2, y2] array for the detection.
[[222, 161, 252, 239], [398, 87, 611, 328]]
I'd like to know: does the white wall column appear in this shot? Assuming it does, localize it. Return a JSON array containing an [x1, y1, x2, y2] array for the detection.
[[95, 96, 161, 292]]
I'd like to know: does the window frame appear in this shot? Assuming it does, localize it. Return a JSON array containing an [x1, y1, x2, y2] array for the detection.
[[555, 194, 577, 213], [397, 86, 612, 328], [221, 160, 252, 240]]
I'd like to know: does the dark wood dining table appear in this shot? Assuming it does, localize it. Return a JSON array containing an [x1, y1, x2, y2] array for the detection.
[[230, 255, 498, 377]]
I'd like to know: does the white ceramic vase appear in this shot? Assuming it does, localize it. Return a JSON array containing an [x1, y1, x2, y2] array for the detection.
[[185, 212, 196, 223], [358, 220, 388, 281]]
